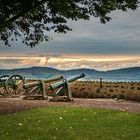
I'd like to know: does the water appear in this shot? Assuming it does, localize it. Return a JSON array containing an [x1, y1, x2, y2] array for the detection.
[[83, 75, 140, 82], [26, 75, 140, 82]]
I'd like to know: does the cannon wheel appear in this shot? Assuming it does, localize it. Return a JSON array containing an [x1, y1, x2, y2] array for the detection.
[[0, 75, 9, 96], [5, 75, 25, 96]]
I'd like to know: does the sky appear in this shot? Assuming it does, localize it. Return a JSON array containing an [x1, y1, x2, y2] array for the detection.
[[0, 6, 140, 71]]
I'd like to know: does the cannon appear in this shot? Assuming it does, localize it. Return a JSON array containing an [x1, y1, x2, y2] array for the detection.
[[0, 75, 25, 97], [23, 75, 64, 99], [48, 73, 85, 102]]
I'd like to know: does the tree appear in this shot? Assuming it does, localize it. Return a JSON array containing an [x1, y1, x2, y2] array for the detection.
[[0, 0, 139, 47]]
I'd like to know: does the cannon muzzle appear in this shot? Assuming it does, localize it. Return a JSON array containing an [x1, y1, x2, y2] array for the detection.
[[67, 73, 85, 83]]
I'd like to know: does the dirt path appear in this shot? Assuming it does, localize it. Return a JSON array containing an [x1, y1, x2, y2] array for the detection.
[[0, 97, 140, 114]]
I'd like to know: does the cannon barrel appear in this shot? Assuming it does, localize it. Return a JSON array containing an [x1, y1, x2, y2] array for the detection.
[[67, 73, 85, 83], [24, 75, 63, 89], [23, 81, 41, 89], [43, 75, 63, 83], [49, 73, 85, 90]]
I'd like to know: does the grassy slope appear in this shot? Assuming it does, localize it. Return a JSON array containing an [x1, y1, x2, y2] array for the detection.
[[0, 107, 140, 140]]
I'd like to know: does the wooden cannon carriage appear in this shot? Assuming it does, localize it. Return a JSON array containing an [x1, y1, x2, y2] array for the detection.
[[0, 75, 25, 97], [23, 75, 64, 99], [48, 73, 85, 102]]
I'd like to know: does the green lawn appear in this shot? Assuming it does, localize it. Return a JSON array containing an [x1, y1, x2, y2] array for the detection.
[[0, 107, 140, 140]]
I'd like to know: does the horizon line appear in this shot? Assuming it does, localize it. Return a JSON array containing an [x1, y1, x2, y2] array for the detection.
[[0, 66, 140, 72]]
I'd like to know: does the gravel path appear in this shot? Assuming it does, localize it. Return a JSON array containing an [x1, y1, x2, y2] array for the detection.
[[0, 97, 140, 114]]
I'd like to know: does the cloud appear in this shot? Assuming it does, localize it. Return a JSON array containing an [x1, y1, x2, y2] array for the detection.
[[0, 55, 140, 71], [0, 57, 49, 69], [54, 59, 140, 71], [0, 7, 140, 70], [32, 7, 140, 55]]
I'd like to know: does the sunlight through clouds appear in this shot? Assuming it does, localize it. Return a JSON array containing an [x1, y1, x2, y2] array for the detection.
[[0, 55, 140, 71]]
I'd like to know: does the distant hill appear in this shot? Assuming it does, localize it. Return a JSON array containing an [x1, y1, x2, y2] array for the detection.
[[0, 67, 60, 79], [0, 66, 140, 81]]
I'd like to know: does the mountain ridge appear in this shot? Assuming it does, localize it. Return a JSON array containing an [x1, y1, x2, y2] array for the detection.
[[0, 66, 140, 81], [0, 66, 140, 72]]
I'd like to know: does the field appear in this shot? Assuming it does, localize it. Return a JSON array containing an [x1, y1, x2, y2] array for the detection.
[[0, 106, 140, 140]]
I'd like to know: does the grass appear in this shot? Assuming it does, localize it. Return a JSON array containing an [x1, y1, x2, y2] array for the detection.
[[0, 107, 140, 140]]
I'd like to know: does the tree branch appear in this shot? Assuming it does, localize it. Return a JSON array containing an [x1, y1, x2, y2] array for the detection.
[[0, 0, 48, 31]]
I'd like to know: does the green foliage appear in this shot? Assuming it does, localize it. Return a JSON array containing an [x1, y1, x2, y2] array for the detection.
[[0, 0, 139, 47], [0, 107, 140, 140]]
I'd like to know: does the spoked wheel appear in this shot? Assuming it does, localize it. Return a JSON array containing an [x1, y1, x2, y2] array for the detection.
[[0, 75, 9, 96], [6, 75, 25, 97], [0, 86, 8, 96]]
